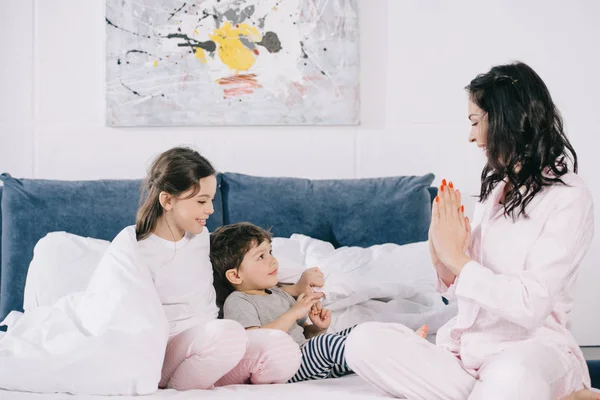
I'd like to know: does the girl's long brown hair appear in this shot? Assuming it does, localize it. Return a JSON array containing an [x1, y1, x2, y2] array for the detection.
[[136, 147, 216, 241]]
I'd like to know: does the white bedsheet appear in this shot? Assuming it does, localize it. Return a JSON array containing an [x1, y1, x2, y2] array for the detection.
[[1, 375, 392, 400]]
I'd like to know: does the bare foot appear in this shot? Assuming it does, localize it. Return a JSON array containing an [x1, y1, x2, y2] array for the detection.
[[415, 324, 428, 339], [563, 389, 600, 400]]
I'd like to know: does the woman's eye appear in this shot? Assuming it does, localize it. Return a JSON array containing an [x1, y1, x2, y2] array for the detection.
[[258, 255, 263, 260], [471, 122, 479, 127], [198, 201, 206, 204]]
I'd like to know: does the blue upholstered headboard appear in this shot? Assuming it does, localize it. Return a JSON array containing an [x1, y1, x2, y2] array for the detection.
[[0, 172, 436, 325]]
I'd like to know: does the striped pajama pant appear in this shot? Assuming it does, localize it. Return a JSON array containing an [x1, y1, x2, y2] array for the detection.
[[288, 325, 355, 383]]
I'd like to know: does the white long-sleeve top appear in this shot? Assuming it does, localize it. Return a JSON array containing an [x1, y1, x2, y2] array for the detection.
[[436, 172, 594, 387], [132, 226, 219, 336]]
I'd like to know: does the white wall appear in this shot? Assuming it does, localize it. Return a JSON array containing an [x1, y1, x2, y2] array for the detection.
[[1, 0, 599, 344]]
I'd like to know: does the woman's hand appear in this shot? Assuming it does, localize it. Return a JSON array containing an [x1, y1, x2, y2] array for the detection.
[[429, 228, 456, 285], [430, 180, 472, 275]]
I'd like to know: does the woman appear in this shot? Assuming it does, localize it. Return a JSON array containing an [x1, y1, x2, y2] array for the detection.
[[343, 62, 598, 399]]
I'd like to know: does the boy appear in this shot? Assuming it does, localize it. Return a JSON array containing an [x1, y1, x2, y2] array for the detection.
[[210, 222, 355, 382]]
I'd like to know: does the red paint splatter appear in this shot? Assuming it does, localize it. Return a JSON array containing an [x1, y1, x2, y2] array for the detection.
[[254, 49, 260, 55], [217, 74, 263, 98]]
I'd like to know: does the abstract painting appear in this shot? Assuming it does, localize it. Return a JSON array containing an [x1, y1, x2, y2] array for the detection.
[[106, 0, 360, 126]]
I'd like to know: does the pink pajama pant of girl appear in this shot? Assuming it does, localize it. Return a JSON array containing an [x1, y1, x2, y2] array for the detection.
[[344, 322, 585, 400], [160, 319, 301, 390]]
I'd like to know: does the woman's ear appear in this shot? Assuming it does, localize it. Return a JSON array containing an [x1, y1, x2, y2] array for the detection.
[[159, 191, 173, 211], [225, 269, 243, 286]]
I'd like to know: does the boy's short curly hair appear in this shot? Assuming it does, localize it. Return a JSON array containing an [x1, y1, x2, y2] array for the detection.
[[210, 222, 272, 313]]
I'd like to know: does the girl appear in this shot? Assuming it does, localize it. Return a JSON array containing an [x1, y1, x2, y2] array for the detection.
[[342, 62, 598, 399], [133, 147, 302, 390]]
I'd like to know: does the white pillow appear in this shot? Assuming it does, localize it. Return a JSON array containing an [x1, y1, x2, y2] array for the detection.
[[23, 232, 110, 311]]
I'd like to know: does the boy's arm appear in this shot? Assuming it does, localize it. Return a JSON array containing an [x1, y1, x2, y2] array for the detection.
[[257, 310, 298, 332], [279, 268, 326, 298], [278, 283, 301, 298], [260, 293, 319, 332], [224, 293, 301, 333]]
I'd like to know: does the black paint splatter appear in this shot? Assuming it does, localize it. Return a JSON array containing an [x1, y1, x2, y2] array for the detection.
[[117, 59, 121, 65], [126, 49, 163, 60], [167, 3, 187, 22], [106, 18, 151, 39], [300, 41, 309, 59], [166, 33, 216, 52], [195, 9, 220, 28], [121, 81, 141, 96], [121, 81, 165, 99]]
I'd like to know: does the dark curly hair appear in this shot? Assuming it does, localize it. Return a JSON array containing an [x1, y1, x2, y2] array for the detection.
[[466, 61, 578, 219]]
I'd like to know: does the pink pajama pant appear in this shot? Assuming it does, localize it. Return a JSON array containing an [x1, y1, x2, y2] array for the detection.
[[344, 322, 585, 400], [160, 319, 301, 391]]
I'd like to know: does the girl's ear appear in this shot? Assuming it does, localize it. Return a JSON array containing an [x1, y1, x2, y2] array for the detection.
[[225, 269, 243, 286], [159, 191, 173, 211]]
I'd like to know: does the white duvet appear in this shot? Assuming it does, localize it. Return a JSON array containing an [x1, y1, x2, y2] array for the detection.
[[273, 235, 457, 334], [0, 230, 169, 395], [0, 232, 456, 395]]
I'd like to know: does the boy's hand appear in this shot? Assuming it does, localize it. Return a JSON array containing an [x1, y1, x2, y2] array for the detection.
[[308, 302, 331, 330], [290, 293, 324, 320], [294, 267, 325, 297]]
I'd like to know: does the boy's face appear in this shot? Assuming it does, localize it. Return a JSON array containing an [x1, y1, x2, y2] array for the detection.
[[233, 239, 279, 291]]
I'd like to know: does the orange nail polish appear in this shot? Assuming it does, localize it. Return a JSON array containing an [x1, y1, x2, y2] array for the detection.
[[442, 179, 447, 186], [440, 185, 444, 192], [435, 196, 439, 202], [449, 182, 454, 189], [461, 205, 464, 213]]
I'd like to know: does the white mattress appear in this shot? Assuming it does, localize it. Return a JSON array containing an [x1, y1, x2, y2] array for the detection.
[[0, 376, 393, 400]]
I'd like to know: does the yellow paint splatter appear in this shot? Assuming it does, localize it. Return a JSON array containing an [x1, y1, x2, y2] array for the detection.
[[153, 60, 158, 67], [195, 48, 207, 63], [194, 29, 199, 36], [209, 22, 262, 72]]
